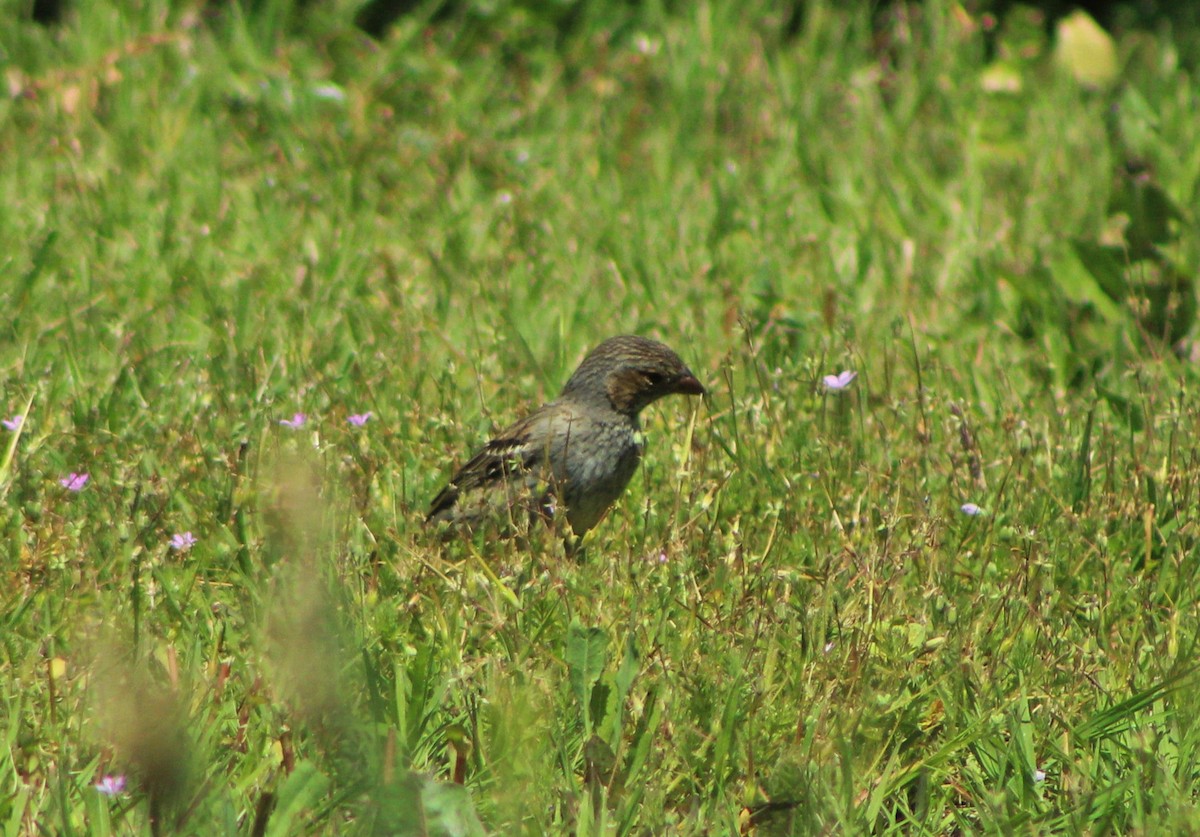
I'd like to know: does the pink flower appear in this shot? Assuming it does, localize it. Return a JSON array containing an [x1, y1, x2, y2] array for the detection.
[[94, 775, 126, 795], [169, 532, 197, 551], [822, 370, 857, 391], [2, 415, 22, 431], [279, 413, 307, 429], [60, 473, 90, 491], [960, 502, 983, 516], [347, 412, 372, 426]]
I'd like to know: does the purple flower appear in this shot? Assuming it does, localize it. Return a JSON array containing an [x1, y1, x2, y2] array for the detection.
[[60, 473, 90, 491], [279, 413, 307, 429], [960, 502, 983, 516], [822, 370, 857, 391], [169, 532, 197, 551], [347, 412, 372, 427], [2, 415, 22, 431], [94, 775, 126, 795], [311, 83, 346, 102]]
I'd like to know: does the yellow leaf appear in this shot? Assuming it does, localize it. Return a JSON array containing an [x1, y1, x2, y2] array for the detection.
[[1055, 10, 1118, 89], [980, 61, 1023, 94]]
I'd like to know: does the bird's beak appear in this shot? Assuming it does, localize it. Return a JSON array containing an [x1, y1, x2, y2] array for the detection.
[[674, 372, 706, 396]]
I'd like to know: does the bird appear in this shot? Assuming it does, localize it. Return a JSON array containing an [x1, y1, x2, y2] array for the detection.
[[426, 335, 705, 542]]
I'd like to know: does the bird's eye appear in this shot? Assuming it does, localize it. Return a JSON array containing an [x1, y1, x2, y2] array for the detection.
[[644, 371, 666, 386]]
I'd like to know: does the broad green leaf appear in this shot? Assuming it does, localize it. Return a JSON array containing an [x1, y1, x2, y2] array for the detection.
[[266, 762, 330, 837], [567, 623, 609, 731], [1071, 241, 1130, 303]]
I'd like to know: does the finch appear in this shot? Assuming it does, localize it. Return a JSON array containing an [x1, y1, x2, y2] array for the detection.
[[427, 335, 705, 539]]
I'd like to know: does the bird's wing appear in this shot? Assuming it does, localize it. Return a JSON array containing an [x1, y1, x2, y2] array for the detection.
[[426, 408, 556, 522]]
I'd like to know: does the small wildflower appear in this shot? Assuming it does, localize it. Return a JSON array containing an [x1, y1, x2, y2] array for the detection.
[[960, 502, 983, 516], [279, 413, 307, 429], [822, 370, 857, 391], [94, 775, 126, 796], [633, 33, 661, 56], [1034, 769, 1047, 783], [2, 415, 22, 431], [311, 83, 346, 102], [169, 532, 197, 551], [347, 412, 372, 427], [60, 473, 90, 491], [496, 191, 513, 205]]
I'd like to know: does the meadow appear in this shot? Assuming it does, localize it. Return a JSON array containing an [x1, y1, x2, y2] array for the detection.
[[4, 0, 1200, 833]]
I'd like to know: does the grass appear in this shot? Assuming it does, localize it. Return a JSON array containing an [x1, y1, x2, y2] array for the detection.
[[3, 0, 1200, 833]]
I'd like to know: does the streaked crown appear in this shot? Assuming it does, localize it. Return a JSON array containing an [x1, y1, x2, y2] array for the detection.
[[560, 335, 705, 417]]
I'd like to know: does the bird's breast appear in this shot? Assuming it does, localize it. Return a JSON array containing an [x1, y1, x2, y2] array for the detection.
[[562, 421, 641, 483], [556, 419, 643, 535]]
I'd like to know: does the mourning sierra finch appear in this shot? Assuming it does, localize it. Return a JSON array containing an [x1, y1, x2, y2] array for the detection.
[[427, 335, 705, 539]]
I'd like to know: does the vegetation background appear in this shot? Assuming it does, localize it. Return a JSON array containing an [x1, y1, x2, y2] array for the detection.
[[3, 0, 1200, 833]]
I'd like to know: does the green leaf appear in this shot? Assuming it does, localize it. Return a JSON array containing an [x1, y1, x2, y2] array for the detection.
[[1071, 406, 1095, 513], [0, 391, 34, 499], [1119, 177, 1182, 256], [1071, 241, 1130, 303], [1097, 384, 1144, 432], [266, 762, 330, 837], [375, 773, 487, 837], [1139, 260, 1196, 344], [624, 686, 662, 787], [601, 635, 639, 746], [419, 779, 487, 837], [567, 623, 609, 731], [1074, 669, 1197, 741]]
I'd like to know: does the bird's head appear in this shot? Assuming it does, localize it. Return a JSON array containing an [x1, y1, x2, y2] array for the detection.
[[560, 335, 705, 417]]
